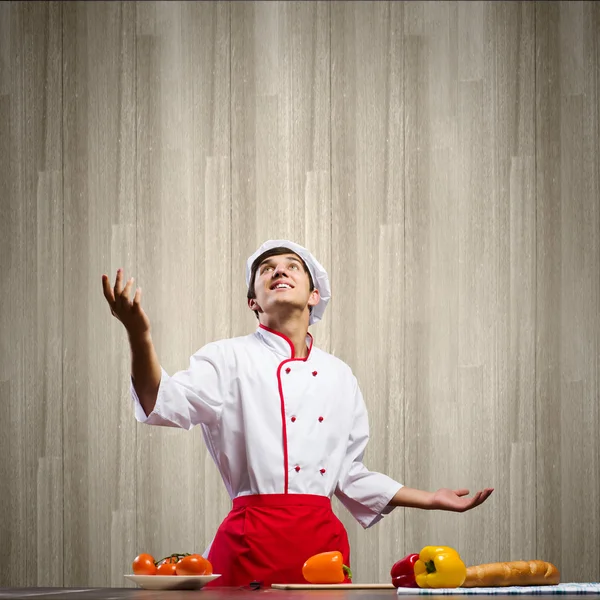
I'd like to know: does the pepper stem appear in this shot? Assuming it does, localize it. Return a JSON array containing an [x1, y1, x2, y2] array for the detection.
[[425, 560, 437, 574], [343, 565, 353, 580]]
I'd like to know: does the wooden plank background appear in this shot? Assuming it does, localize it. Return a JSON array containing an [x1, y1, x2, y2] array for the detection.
[[0, 0, 598, 587]]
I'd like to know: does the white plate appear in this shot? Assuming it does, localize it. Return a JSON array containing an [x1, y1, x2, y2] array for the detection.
[[124, 574, 221, 590]]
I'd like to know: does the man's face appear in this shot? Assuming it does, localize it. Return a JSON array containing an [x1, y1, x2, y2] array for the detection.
[[248, 253, 320, 320]]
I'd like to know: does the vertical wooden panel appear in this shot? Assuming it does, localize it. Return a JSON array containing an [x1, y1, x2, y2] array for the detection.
[[0, 22, 15, 583], [0, 3, 9, 370], [404, 0, 462, 557], [404, 0, 535, 570], [132, 0, 183, 559], [559, 1, 598, 580], [583, 6, 600, 580], [230, 0, 331, 345], [0, 1, 63, 588], [456, 66, 497, 567], [537, 1, 600, 581], [135, 0, 195, 564], [331, 0, 404, 582], [134, 0, 231, 565], [63, 1, 136, 586], [507, 154, 536, 561], [185, 1, 232, 556], [0, 2, 9, 96], [458, 1, 484, 81], [484, 1, 535, 566], [559, 85, 588, 577], [32, 6, 64, 583], [535, 0, 562, 575]]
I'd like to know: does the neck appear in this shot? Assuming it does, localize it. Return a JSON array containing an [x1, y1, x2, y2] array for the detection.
[[260, 314, 310, 358]]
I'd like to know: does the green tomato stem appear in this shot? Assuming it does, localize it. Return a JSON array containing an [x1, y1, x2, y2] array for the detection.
[[155, 552, 191, 566]]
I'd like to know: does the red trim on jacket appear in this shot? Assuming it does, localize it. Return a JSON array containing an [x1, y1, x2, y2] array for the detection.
[[259, 324, 313, 493], [258, 323, 314, 359]]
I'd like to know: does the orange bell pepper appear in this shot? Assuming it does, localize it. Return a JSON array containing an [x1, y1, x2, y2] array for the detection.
[[302, 551, 352, 584]]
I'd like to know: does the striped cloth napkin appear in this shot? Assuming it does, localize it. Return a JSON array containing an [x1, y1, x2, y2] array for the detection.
[[396, 583, 600, 595]]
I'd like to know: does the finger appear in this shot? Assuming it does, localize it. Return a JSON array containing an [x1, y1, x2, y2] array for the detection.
[[475, 491, 487, 506], [113, 268, 125, 299], [121, 277, 135, 304], [480, 489, 494, 503], [475, 489, 491, 502], [466, 491, 482, 509], [102, 274, 115, 305], [132, 286, 142, 308], [454, 489, 470, 497]]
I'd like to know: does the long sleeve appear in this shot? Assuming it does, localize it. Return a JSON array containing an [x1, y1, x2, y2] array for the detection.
[[334, 378, 403, 528], [131, 341, 227, 429]]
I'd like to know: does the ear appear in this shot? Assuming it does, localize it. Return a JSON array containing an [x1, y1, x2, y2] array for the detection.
[[307, 288, 320, 308], [248, 298, 262, 313]]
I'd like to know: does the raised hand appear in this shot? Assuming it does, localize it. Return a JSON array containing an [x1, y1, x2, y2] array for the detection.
[[102, 269, 151, 340], [431, 487, 494, 512]]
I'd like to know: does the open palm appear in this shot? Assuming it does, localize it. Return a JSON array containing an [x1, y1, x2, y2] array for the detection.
[[432, 487, 494, 512]]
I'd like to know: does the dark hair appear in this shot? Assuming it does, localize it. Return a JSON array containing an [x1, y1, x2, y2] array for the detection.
[[247, 246, 315, 319]]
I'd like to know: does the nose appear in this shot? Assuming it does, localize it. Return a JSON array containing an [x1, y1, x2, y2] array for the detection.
[[273, 263, 289, 278]]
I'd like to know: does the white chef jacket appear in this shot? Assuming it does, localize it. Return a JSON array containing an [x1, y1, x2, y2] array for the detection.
[[132, 324, 403, 529]]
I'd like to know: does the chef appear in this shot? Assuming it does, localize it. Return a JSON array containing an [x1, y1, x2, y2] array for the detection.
[[102, 240, 493, 587]]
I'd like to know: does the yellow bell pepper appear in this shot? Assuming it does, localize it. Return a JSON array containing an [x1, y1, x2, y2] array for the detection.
[[414, 546, 467, 588]]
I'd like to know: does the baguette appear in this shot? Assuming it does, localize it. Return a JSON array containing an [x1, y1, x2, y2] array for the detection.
[[462, 560, 560, 588]]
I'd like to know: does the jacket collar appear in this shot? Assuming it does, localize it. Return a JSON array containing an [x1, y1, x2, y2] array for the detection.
[[256, 324, 313, 360]]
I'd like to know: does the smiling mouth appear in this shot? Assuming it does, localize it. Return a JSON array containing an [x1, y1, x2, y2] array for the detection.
[[271, 283, 293, 290]]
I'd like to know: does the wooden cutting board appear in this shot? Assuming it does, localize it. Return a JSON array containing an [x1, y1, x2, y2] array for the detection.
[[271, 583, 395, 590]]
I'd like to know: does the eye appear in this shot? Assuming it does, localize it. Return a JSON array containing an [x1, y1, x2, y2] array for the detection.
[[262, 265, 273, 273], [289, 263, 299, 270]]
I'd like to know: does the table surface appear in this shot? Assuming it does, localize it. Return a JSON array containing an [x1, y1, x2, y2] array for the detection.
[[0, 590, 594, 600], [0, 590, 399, 600]]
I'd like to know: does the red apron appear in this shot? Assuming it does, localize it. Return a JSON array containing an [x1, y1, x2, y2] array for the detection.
[[207, 494, 351, 587]]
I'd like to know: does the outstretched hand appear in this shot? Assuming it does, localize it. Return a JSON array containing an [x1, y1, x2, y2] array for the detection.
[[102, 269, 151, 339], [431, 487, 494, 512]]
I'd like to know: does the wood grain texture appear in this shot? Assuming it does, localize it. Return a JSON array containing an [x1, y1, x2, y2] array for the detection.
[[536, 1, 600, 582], [187, 0, 233, 555], [0, 1, 63, 587], [135, 0, 197, 567], [404, 0, 462, 557], [134, 0, 231, 570], [1, 0, 599, 588], [330, 0, 404, 582], [230, 0, 332, 346], [62, 1, 137, 587], [479, 1, 536, 568], [562, 1, 600, 580], [535, 0, 562, 575], [404, 0, 536, 570]]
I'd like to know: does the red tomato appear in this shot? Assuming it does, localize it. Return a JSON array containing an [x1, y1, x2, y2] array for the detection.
[[156, 562, 177, 575], [132, 553, 157, 575], [175, 554, 212, 576]]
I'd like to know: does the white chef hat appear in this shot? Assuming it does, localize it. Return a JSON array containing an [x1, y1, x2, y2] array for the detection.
[[245, 240, 331, 325]]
